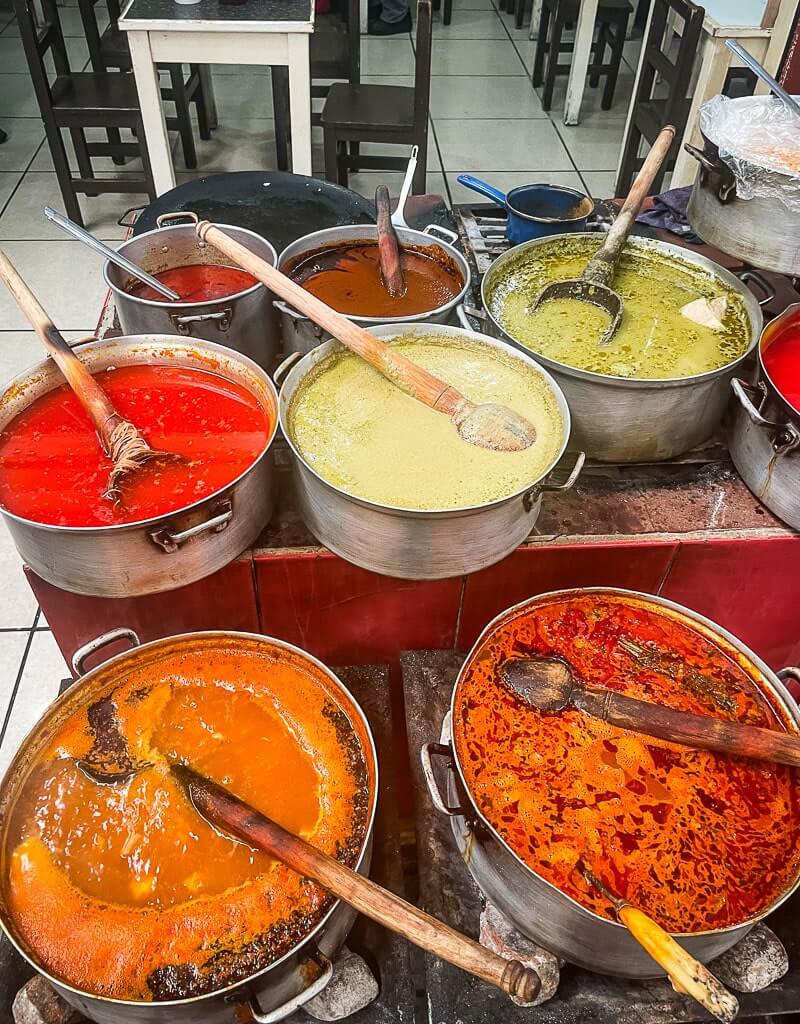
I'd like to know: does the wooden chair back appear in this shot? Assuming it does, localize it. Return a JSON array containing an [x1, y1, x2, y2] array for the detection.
[[413, 0, 433, 131], [13, 0, 72, 105], [639, 0, 705, 127]]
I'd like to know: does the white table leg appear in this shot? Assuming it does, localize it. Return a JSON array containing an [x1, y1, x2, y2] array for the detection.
[[287, 33, 312, 176], [127, 30, 175, 195], [198, 65, 218, 130], [563, 0, 599, 126], [755, 2, 795, 94], [671, 32, 730, 189], [360, 0, 369, 33]]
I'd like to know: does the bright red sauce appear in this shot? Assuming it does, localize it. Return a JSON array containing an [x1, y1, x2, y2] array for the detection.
[[763, 326, 800, 413], [0, 365, 270, 527], [127, 264, 259, 303]]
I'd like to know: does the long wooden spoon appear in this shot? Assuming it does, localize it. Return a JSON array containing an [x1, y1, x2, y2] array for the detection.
[[501, 655, 800, 767], [171, 763, 541, 1003], [196, 221, 537, 453], [0, 251, 183, 504], [375, 185, 406, 297]]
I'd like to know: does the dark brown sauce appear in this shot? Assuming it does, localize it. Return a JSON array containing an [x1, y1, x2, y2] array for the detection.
[[287, 241, 463, 317]]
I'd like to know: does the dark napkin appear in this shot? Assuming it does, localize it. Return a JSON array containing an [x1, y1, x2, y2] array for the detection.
[[635, 186, 703, 243]]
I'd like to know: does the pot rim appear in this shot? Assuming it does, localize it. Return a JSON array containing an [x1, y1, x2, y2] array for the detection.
[[0, 629, 379, 1009], [0, 334, 280, 534], [103, 221, 277, 310], [505, 184, 594, 226], [446, 585, 800, 939], [481, 233, 763, 388], [276, 224, 471, 325], [278, 324, 573, 517], [757, 301, 800, 423]]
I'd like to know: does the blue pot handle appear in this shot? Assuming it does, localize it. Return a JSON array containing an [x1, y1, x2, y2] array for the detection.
[[456, 175, 507, 208]]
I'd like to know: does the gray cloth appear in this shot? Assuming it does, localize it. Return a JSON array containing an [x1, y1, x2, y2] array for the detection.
[[379, 0, 409, 24]]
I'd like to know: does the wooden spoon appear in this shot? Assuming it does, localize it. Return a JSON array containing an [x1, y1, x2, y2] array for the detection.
[[171, 763, 541, 1003], [196, 221, 537, 453], [0, 250, 184, 505], [375, 185, 406, 298], [580, 867, 739, 1024], [501, 655, 800, 767]]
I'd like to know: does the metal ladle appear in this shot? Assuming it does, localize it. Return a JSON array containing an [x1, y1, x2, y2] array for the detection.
[[725, 40, 800, 118], [43, 206, 181, 301]]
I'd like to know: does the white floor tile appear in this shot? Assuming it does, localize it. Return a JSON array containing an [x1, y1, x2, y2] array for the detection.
[[431, 38, 526, 76], [555, 118, 626, 171], [0, 630, 66, 775], [432, 8, 508, 37], [430, 74, 546, 119], [435, 117, 571, 171], [542, 73, 635, 120], [0, 171, 21, 212], [210, 72, 279, 121], [362, 36, 415, 75], [0, 330, 92, 382], [0, 75, 41, 118], [190, 118, 279, 174], [348, 169, 448, 200], [0, 121, 44, 174], [0, 528, 38, 630], [581, 170, 618, 198], [0, 632, 31, 749], [448, 168, 584, 203]]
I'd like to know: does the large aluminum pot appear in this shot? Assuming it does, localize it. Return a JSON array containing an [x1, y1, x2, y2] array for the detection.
[[277, 323, 584, 580], [422, 587, 800, 977], [474, 234, 763, 462], [0, 627, 378, 1023], [105, 212, 280, 370], [729, 303, 800, 530], [0, 336, 278, 597], [276, 224, 470, 354]]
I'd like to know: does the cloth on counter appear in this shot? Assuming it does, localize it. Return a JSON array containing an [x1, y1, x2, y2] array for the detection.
[[635, 186, 703, 243]]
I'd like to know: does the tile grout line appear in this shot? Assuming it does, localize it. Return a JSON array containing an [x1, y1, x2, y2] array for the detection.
[[0, 608, 40, 750]]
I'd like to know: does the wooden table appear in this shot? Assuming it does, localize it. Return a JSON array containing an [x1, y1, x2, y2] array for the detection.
[[118, 0, 314, 194]]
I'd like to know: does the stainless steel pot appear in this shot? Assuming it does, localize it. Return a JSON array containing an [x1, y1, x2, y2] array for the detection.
[[276, 224, 470, 354], [0, 627, 378, 1024], [105, 212, 280, 370], [729, 303, 800, 530], [422, 587, 800, 977], [0, 336, 278, 598], [277, 323, 584, 580], [473, 234, 764, 462]]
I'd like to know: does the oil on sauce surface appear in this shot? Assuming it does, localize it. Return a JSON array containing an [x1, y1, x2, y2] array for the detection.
[[0, 365, 270, 527], [287, 334, 564, 510], [488, 237, 750, 379], [763, 323, 800, 413], [288, 242, 463, 317], [127, 263, 258, 303], [2, 640, 370, 1001], [454, 593, 800, 933]]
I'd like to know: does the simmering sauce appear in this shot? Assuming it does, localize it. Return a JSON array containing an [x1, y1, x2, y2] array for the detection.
[[454, 592, 800, 933], [127, 264, 259, 303], [0, 364, 271, 527], [287, 242, 464, 317], [2, 637, 371, 1001], [763, 324, 800, 413]]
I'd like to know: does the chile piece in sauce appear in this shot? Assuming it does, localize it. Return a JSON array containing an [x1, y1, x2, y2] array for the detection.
[[127, 264, 259, 303], [0, 365, 271, 527], [763, 323, 800, 414]]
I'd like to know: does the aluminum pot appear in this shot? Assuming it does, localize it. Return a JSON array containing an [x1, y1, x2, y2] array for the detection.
[[105, 212, 280, 370], [729, 302, 800, 530], [0, 336, 278, 597], [277, 323, 584, 580], [422, 587, 800, 977], [276, 224, 470, 354], [0, 627, 378, 1024], [471, 233, 764, 462]]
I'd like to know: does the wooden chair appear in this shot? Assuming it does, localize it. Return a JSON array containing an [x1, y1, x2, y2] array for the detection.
[[320, 0, 431, 194], [77, 0, 212, 169], [532, 0, 632, 111], [615, 0, 705, 196], [13, 0, 155, 227]]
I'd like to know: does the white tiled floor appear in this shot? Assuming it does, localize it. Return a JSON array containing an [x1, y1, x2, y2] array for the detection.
[[0, 0, 640, 769]]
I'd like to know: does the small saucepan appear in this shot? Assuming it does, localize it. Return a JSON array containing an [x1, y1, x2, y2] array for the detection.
[[456, 175, 594, 244]]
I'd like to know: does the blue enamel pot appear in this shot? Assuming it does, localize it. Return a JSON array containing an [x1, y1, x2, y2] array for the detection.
[[457, 175, 594, 245]]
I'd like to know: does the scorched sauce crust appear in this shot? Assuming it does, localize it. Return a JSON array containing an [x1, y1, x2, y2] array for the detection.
[[454, 593, 800, 934]]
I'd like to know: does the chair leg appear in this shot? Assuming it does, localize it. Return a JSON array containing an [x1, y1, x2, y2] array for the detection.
[[514, 0, 525, 31], [169, 65, 197, 170], [271, 66, 290, 173], [323, 127, 339, 184], [106, 127, 126, 166], [541, 10, 562, 110], [602, 19, 626, 110], [589, 22, 606, 88], [137, 115, 158, 201], [443, 0, 452, 26], [337, 140, 348, 187], [532, 1, 550, 88], [193, 64, 213, 141], [47, 124, 84, 226], [615, 122, 640, 198], [69, 127, 98, 198]]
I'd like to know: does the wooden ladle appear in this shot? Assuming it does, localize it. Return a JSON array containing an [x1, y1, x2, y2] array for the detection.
[[0, 251, 183, 505], [375, 184, 406, 298], [196, 221, 538, 453]]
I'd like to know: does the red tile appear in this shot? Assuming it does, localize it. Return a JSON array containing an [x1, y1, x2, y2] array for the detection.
[[457, 539, 678, 650], [28, 556, 259, 673], [254, 551, 463, 667], [659, 535, 800, 673]]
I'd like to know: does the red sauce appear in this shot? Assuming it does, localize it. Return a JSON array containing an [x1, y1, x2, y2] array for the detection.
[[763, 325, 800, 413], [127, 264, 259, 303], [0, 365, 270, 527]]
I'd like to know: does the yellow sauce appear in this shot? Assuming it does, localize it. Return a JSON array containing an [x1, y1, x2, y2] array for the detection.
[[487, 237, 751, 380], [287, 334, 565, 510]]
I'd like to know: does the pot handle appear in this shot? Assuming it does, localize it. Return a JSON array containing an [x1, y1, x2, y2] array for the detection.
[[738, 270, 776, 308], [421, 741, 465, 816], [456, 302, 487, 330], [731, 379, 800, 454], [683, 142, 717, 175], [456, 175, 508, 207], [248, 949, 333, 1023], [273, 299, 326, 341], [524, 450, 585, 511], [149, 499, 234, 553], [169, 308, 233, 334], [423, 223, 459, 245], [156, 210, 200, 228], [778, 667, 800, 703], [273, 350, 303, 389], [71, 627, 140, 678]]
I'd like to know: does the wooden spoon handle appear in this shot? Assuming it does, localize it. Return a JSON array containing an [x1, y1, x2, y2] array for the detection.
[[0, 250, 120, 447], [576, 686, 800, 767], [618, 906, 739, 1024], [196, 221, 470, 419], [375, 185, 405, 298], [177, 766, 541, 1004]]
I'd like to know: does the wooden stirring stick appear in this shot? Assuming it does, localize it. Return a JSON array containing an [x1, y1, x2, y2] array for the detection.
[[375, 185, 406, 298], [0, 251, 182, 504], [196, 220, 538, 454], [172, 764, 541, 1003]]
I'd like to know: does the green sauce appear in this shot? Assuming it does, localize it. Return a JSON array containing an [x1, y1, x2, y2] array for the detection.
[[488, 237, 750, 380]]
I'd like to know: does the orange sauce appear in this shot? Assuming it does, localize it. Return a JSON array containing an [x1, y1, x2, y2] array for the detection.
[[2, 638, 371, 1001], [454, 593, 800, 933]]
